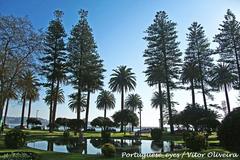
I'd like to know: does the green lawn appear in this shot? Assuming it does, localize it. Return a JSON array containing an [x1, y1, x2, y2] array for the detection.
[[0, 130, 239, 160]]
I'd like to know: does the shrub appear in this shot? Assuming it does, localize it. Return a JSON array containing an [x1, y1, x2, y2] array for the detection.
[[150, 128, 162, 141], [0, 152, 38, 160], [184, 132, 207, 151], [101, 131, 111, 139], [63, 130, 70, 138], [101, 143, 116, 157], [218, 108, 240, 153], [5, 129, 26, 149]]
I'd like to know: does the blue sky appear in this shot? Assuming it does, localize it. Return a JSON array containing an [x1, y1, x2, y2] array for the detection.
[[1, 0, 240, 127]]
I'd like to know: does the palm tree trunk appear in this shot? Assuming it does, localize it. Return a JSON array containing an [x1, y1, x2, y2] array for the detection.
[[190, 79, 196, 107], [139, 108, 142, 136], [2, 98, 9, 130], [224, 83, 231, 113], [27, 98, 32, 128], [104, 105, 107, 118], [120, 87, 124, 132], [158, 82, 164, 130], [52, 80, 60, 125], [85, 90, 91, 131], [20, 94, 26, 129]]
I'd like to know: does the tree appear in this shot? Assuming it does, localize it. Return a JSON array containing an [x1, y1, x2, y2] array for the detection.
[[68, 93, 86, 118], [125, 93, 143, 131], [26, 78, 40, 128], [109, 65, 136, 132], [67, 10, 105, 128], [2, 85, 17, 128], [67, 119, 85, 136], [211, 63, 237, 113], [144, 11, 182, 133], [181, 62, 200, 108], [18, 71, 38, 128], [55, 117, 69, 130], [91, 117, 115, 131], [173, 104, 219, 131], [96, 90, 115, 118], [214, 9, 240, 89], [151, 91, 167, 129], [40, 10, 67, 132], [26, 117, 42, 127], [185, 22, 213, 110], [44, 87, 65, 105], [112, 109, 139, 133], [0, 15, 42, 131]]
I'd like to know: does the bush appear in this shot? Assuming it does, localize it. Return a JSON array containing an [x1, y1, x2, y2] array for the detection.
[[101, 143, 116, 157], [218, 108, 240, 153], [184, 132, 207, 151], [150, 128, 162, 141], [0, 152, 37, 160], [31, 126, 41, 130], [63, 130, 70, 138], [101, 131, 111, 139], [5, 129, 26, 149]]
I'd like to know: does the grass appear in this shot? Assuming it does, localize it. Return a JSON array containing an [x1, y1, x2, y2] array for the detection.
[[0, 129, 239, 160]]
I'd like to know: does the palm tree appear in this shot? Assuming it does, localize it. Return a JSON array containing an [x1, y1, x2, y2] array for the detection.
[[2, 85, 17, 128], [181, 62, 200, 108], [125, 93, 143, 131], [151, 91, 167, 129], [96, 90, 115, 118], [26, 88, 39, 128], [44, 87, 64, 126], [19, 71, 38, 128], [211, 63, 237, 113], [68, 93, 87, 119], [109, 65, 136, 132]]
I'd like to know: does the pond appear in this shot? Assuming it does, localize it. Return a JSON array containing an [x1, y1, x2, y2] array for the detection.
[[27, 138, 184, 155]]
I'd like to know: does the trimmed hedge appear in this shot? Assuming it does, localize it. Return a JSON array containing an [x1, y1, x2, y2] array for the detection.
[[101, 143, 116, 157], [150, 128, 162, 141]]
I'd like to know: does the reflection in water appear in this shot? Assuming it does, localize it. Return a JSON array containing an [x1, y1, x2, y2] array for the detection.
[[27, 138, 183, 155]]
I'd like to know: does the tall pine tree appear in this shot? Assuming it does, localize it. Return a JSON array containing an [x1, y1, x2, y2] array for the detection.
[[144, 11, 182, 134], [184, 22, 213, 110], [67, 10, 105, 125], [40, 10, 67, 132], [214, 9, 240, 89]]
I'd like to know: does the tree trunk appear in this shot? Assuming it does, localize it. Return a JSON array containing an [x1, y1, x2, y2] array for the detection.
[[163, 52, 174, 134], [85, 90, 91, 131], [158, 82, 164, 130], [190, 79, 196, 107], [120, 87, 124, 132], [104, 105, 107, 118], [20, 94, 26, 129], [224, 83, 231, 113], [139, 108, 142, 136], [77, 86, 81, 120], [49, 79, 55, 133], [27, 98, 32, 128], [2, 98, 9, 131], [52, 80, 60, 125]]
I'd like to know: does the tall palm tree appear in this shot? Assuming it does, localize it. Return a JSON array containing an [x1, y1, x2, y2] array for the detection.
[[26, 87, 40, 128], [68, 93, 87, 119], [151, 91, 167, 129], [2, 85, 17, 128], [96, 90, 115, 118], [181, 62, 200, 108], [44, 87, 64, 126], [109, 65, 136, 132], [211, 63, 237, 113], [19, 71, 38, 128], [125, 93, 143, 131]]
